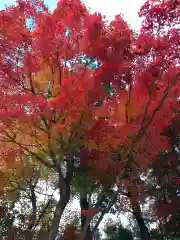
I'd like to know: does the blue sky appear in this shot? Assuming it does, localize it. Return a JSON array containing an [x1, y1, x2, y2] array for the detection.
[[0, 0, 58, 11], [0, 0, 145, 30]]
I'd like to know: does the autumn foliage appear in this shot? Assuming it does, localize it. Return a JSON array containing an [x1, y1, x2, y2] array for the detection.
[[0, 0, 179, 239]]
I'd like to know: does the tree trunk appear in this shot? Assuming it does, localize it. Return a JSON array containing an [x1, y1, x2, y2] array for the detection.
[[48, 156, 74, 240], [7, 219, 14, 240], [27, 186, 37, 239], [128, 178, 151, 240], [48, 187, 70, 240], [80, 194, 92, 240], [127, 163, 151, 240], [132, 204, 151, 240]]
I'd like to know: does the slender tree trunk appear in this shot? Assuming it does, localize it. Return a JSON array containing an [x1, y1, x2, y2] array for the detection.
[[48, 156, 74, 240], [48, 187, 70, 240], [80, 193, 92, 240], [7, 219, 14, 240], [27, 186, 37, 239], [48, 167, 71, 240], [126, 161, 151, 240], [128, 177, 151, 240], [132, 204, 151, 240]]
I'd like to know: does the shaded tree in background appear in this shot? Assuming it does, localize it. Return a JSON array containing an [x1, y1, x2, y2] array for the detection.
[[148, 116, 180, 239], [103, 221, 133, 240]]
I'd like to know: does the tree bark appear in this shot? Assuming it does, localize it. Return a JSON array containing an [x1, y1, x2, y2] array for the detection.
[[48, 186, 70, 240], [24, 186, 37, 239], [7, 218, 14, 240], [80, 194, 92, 240], [132, 204, 151, 240], [48, 156, 74, 240], [128, 177, 151, 240], [126, 159, 151, 240]]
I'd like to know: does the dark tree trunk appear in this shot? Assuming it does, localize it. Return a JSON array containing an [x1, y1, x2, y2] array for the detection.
[[48, 157, 74, 240], [132, 204, 151, 240], [80, 194, 92, 240], [127, 164, 151, 240], [27, 186, 37, 239], [48, 187, 70, 240], [7, 219, 14, 240]]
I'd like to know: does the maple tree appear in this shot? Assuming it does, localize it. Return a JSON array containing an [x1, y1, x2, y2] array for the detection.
[[0, 0, 179, 239], [107, 117, 180, 240], [146, 116, 180, 239]]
